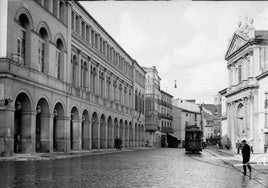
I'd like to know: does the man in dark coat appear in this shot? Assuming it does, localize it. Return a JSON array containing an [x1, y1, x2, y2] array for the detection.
[[241, 140, 251, 175]]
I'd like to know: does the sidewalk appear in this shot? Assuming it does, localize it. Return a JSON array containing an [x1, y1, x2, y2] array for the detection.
[[206, 148, 268, 188], [0, 147, 155, 162]]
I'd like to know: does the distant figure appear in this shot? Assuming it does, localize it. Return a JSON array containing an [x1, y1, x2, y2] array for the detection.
[[236, 140, 241, 154], [114, 136, 119, 150], [118, 137, 122, 150], [216, 142, 219, 150], [15, 134, 21, 153], [241, 140, 251, 175]]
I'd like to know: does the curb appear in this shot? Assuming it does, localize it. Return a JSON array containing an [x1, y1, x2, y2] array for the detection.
[[0, 147, 157, 162]]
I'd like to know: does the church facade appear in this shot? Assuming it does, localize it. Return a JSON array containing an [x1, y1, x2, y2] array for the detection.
[[225, 18, 268, 153]]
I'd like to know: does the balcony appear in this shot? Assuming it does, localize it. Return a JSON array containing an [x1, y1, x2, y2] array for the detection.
[[145, 124, 158, 131], [161, 127, 173, 133], [159, 113, 173, 120]]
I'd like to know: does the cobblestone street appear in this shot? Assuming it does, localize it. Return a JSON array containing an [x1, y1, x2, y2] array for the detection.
[[0, 148, 266, 188]]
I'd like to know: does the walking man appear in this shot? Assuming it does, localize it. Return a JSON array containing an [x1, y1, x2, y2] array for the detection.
[[241, 140, 251, 175]]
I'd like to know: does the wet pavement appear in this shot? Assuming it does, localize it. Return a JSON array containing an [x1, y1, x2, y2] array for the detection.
[[0, 148, 266, 188]]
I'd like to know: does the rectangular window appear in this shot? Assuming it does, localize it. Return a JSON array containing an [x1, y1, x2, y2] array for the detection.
[[95, 33, 98, 49], [100, 38, 103, 53], [75, 15, 80, 33], [103, 41, 106, 55], [38, 40, 45, 73], [81, 21, 85, 39], [17, 28, 26, 65], [86, 25, 89, 42], [71, 12, 74, 30], [238, 65, 242, 83], [91, 30, 94, 45]]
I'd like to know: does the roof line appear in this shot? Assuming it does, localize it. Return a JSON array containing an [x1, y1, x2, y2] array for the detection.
[[74, 1, 135, 63]]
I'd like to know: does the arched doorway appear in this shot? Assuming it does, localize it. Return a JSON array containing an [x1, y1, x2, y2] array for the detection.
[[36, 98, 50, 152], [82, 110, 89, 150], [53, 103, 64, 152], [129, 122, 133, 147], [124, 121, 128, 148], [135, 123, 138, 147], [100, 114, 106, 149], [107, 116, 113, 148], [92, 112, 99, 149], [114, 118, 118, 139], [70, 107, 79, 150], [119, 119, 124, 147], [141, 125, 145, 147], [14, 93, 32, 153], [138, 124, 141, 147]]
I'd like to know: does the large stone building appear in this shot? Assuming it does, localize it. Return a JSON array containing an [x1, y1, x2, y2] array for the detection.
[[216, 88, 229, 148], [144, 66, 161, 147], [172, 98, 201, 147], [0, 0, 145, 156], [225, 18, 268, 153], [159, 90, 173, 147]]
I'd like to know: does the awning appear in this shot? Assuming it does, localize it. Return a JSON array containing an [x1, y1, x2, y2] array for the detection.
[[167, 133, 179, 140]]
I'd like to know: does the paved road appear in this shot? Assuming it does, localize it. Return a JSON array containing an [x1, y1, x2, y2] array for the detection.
[[0, 148, 266, 188]]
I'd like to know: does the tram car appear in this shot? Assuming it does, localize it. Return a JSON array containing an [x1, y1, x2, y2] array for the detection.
[[185, 125, 202, 153]]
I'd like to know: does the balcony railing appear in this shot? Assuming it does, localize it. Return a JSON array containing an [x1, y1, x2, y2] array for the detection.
[[161, 127, 173, 133], [159, 113, 173, 120]]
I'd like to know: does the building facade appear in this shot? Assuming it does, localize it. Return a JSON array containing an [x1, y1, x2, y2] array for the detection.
[[217, 89, 229, 148], [225, 18, 268, 153], [0, 0, 145, 156], [159, 90, 173, 147], [172, 98, 201, 147], [144, 66, 161, 147]]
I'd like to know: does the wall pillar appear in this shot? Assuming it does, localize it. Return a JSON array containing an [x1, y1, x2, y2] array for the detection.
[[40, 114, 50, 153], [0, 0, 7, 58], [0, 106, 14, 156]]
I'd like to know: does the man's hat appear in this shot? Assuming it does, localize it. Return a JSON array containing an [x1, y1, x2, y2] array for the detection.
[[242, 140, 246, 143]]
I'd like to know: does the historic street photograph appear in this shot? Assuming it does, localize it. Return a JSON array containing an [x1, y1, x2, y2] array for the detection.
[[0, 0, 268, 187]]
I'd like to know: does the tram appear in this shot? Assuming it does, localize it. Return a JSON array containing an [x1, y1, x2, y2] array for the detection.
[[185, 125, 202, 153]]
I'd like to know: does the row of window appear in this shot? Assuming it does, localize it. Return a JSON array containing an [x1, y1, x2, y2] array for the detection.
[[135, 91, 145, 114], [17, 13, 65, 80], [71, 10, 132, 78], [135, 70, 145, 86], [71, 51, 133, 108], [35, 0, 66, 24]]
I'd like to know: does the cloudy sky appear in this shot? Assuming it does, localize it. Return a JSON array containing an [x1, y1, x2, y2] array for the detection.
[[80, 1, 268, 104]]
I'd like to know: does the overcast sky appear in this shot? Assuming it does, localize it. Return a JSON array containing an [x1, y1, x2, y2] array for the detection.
[[80, 1, 268, 104]]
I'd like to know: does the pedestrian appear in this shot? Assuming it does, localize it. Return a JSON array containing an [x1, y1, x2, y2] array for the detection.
[[118, 137, 122, 150], [236, 140, 241, 154], [114, 136, 119, 150], [241, 140, 251, 175], [216, 142, 219, 150], [15, 134, 21, 153]]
